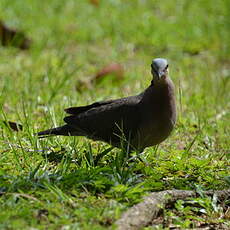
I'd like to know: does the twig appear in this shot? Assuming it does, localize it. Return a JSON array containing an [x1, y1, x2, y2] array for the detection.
[[116, 189, 230, 230]]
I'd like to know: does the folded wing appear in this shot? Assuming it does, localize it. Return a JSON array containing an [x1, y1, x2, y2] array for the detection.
[[63, 96, 141, 145], [64, 99, 115, 115]]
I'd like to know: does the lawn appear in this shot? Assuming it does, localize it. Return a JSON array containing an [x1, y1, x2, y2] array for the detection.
[[0, 0, 229, 229]]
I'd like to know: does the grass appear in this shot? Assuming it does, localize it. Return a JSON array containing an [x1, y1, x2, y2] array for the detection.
[[0, 0, 229, 229]]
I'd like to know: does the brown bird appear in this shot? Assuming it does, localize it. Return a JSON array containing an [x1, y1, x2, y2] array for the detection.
[[37, 58, 176, 152]]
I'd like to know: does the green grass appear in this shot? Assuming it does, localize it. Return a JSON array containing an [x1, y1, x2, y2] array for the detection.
[[0, 0, 229, 229]]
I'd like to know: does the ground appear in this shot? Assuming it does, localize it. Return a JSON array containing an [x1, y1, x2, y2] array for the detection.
[[0, 0, 229, 229]]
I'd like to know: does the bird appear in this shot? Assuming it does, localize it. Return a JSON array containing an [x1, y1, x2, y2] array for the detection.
[[37, 58, 176, 152]]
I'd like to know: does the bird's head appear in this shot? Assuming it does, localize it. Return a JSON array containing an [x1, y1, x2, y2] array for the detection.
[[151, 58, 169, 82]]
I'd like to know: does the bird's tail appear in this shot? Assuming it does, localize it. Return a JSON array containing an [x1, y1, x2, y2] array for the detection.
[[37, 125, 75, 137]]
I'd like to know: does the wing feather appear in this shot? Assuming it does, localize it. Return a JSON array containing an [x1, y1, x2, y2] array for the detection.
[[63, 96, 141, 145], [64, 100, 115, 115]]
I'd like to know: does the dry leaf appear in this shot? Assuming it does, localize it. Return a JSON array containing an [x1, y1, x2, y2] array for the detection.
[[94, 63, 124, 82], [0, 20, 31, 49], [3, 121, 23, 132], [75, 63, 124, 93], [89, 0, 99, 6]]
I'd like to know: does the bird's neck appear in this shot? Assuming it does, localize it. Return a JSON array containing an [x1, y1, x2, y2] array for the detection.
[[144, 76, 176, 127], [150, 76, 173, 90], [151, 75, 170, 86], [144, 76, 176, 110]]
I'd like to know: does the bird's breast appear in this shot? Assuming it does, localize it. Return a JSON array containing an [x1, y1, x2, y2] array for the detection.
[[138, 113, 175, 148], [136, 85, 176, 148]]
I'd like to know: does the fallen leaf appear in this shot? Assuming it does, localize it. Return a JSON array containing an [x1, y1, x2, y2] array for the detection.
[[75, 63, 124, 93], [94, 63, 124, 83], [89, 0, 99, 6], [3, 121, 23, 132], [0, 20, 31, 49]]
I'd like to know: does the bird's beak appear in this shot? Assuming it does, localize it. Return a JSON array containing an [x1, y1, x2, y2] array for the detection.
[[151, 66, 165, 80], [156, 71, 164, 80]]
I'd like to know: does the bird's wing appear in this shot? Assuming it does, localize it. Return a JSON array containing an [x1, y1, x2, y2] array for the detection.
[[64, 99, 115, 115], [63, 96, 141, 145]]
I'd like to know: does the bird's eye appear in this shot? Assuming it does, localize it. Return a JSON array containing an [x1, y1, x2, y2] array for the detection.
[[165, 64, 169, 70]]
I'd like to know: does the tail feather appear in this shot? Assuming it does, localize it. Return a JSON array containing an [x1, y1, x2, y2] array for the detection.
[[37, 125, 74, 137]]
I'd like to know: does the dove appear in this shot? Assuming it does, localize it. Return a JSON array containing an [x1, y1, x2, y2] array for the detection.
[[37, 58, 176, 152]]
